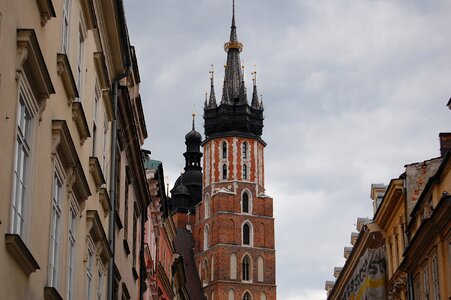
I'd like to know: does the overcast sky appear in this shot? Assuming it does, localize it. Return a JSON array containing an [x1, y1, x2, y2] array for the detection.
[[124, 1, 451, 299]]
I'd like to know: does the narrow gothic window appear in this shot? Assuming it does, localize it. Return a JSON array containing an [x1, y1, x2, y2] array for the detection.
[[230, 253, 237, 279], [242, 142, 247, 159], [257, 256, 264, 282], [243, 223, 250, 245], [204, 225, 209, 250], [223, 164, 227, 180], [242, 256, 250, 281], [243, 164, 248, 180], [222, 141, 227, 159], [228, 289, 235, 300], [243, 292, 251, 300], [242, 193, 249, 213]]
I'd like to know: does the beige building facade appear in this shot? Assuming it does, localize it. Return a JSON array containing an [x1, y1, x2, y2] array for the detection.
[[0, 0, 148, 299], [326, 134, 451, 300]]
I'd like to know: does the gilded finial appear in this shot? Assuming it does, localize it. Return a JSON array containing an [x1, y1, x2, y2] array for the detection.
[[252, 65, 257, 86]]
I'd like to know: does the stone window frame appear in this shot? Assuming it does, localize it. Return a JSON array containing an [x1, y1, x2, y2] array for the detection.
[[241, 255, 252, 283], [47, 156, 67, 290], [242, 291, 252, 300], [203, 224, 210, 251], [241, 189, 252, 214], [241, 221, 254, 247]]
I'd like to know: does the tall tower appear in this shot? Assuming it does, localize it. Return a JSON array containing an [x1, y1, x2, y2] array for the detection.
[[194, 2, 276, 299]]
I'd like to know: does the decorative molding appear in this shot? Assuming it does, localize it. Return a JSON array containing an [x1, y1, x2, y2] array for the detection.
[[86, 210, 112, 265], [16, 29, 55, 118], [89, 156, 106, 190], [99, 187, 111, 217], [71, 101, 91, 145], [5, 234, 40, 276], [94, 52, 110, 89], [43, 286, 63, 300], [57, 53, 78, 105], [52, 120, 91, 201], [80, 0, 96, 30], [35, 0, 56, 26]]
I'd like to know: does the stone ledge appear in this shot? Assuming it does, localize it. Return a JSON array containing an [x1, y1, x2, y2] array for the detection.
[[5, 234, 40, 276]]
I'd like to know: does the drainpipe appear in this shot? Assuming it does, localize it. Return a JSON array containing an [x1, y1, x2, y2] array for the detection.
[[140, 203, 147, 300], [107, 1, 132, 298], [107, 70, 130, 300]]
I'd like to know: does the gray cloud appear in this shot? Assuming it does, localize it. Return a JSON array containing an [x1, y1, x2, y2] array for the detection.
[[125, 1, 451, 299]]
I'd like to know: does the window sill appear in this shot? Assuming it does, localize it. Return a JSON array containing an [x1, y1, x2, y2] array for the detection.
[[132, 266, 138, 281], [44, 286, 63, 300], [123, 239, 130, 256], [5, 234, 40, 276]]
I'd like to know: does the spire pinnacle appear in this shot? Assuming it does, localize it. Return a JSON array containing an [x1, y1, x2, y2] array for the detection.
[[251, 68, 260, 108], [208, 65, 217, 108], [192, 112, 196, 130]]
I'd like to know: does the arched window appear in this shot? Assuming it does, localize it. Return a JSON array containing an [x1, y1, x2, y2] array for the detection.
[[242, 255, 251, 281], [242, 142, 248, 159], [211, 291, 214, 300], [242, 193, 249, 213], [257, 256, 264, 282], [243, 223, 250, 245], [260, 292, 266, 300], [222, 141, 227, 159], [243, 164, 248, 180], [204, 225, 209, 250], [230, 253, 237, 279], [228, 289, 235, 300], [203, 259, 209, 286], [222, 164, 227, 180], [243, 292, 252, 300], [205, 194, 210, 219]]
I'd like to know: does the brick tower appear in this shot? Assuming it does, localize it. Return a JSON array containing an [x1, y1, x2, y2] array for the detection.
[[194, 2, 276, 299]]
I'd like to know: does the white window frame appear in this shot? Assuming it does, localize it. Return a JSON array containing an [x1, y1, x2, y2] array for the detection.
[[242, 256, 252, 282], [86, 238, 95, 300], [67, 196, 79, 300], [431, 256, 440, 300], [61, 0, 71, 53], [242, 221, 253, 246], [241, 190, 252, 214], [92, 80, 100, 156], [76, 16, 87, 101], [11, 77, 37, 238], [48, 160, 65, 289], [97, 261, 105, 300]]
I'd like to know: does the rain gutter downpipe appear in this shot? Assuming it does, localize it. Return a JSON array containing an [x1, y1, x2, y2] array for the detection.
[[107, 69, 129, 300], [107, 1, 132, 299]]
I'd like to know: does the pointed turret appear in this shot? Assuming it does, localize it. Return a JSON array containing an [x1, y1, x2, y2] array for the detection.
[[208, 68, 217, 108], [251, 71, 260, 108]]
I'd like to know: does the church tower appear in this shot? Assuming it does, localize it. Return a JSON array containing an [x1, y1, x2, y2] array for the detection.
[[194, 2, 276, 299]]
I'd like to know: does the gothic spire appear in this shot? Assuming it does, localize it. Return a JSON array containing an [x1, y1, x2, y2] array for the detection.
[[208, 66, 217, 108], [251, 70, 260, 108], [223, 0, 243, 103]]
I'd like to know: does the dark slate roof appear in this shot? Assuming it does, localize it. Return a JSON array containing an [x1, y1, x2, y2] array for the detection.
[[174, 229, 204, 300], [203, 3, 264, 139]]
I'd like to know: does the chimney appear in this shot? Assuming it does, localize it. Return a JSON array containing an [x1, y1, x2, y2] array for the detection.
[[439, 133, 451, 156]]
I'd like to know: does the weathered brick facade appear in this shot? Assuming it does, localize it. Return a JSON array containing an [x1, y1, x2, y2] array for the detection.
[[194, 136, 276, 300]]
